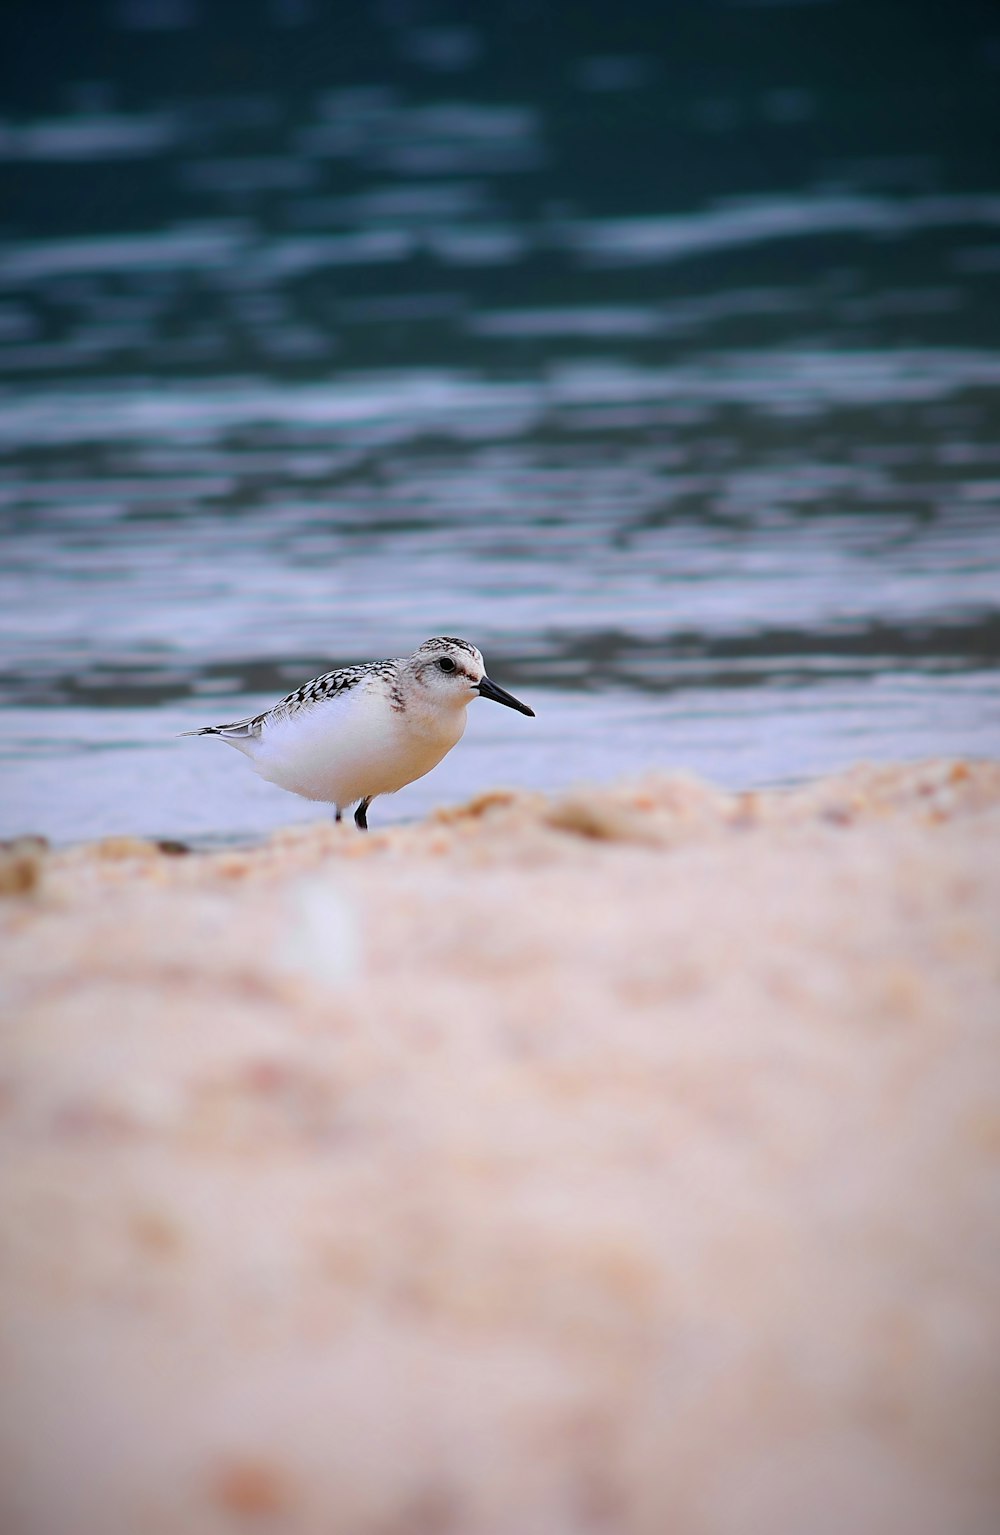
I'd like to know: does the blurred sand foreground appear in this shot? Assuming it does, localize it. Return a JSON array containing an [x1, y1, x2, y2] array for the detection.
[[1, 760, 999, 1535]]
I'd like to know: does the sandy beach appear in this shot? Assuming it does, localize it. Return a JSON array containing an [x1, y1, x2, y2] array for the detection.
[[1, 758, 999, 1535]]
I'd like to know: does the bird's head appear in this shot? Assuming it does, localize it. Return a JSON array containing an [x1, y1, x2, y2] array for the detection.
[[410, 637, 535, 716]]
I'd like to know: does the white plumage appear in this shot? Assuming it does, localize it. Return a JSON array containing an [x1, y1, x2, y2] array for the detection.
[[183, 636, 534, 830]]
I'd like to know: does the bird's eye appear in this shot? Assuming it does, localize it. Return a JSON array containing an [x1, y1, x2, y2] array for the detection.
[[438, 656, 457, 673]]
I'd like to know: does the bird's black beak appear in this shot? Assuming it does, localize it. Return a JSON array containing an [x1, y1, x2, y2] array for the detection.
[[477, 674, 535, 717]]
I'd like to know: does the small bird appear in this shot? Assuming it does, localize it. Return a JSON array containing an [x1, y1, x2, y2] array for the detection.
[[182, 636, 534, 830]]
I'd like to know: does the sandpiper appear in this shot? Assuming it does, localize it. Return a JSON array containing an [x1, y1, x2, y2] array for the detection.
[[182, 636, 534, 830]]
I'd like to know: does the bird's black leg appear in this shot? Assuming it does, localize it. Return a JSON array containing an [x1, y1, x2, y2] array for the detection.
[[354, 797, 372, 832], [334, 806, 342, 823]]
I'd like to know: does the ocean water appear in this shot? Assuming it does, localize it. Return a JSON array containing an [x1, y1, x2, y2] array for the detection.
[[2, 0, 999, 844]]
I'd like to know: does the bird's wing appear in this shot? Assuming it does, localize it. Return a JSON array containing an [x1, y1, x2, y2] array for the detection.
[[181, 663, 374, 738], [274, 663, 372, 715]]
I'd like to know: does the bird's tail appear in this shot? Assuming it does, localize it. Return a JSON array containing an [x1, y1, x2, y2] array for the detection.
[[179, 719, 259, 740]]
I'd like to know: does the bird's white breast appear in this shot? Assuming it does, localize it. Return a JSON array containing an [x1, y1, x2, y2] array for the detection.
[[243, 680, 467, 807]]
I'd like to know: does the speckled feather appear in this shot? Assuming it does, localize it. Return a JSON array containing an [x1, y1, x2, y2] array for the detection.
[[188, 660, 397, 738]]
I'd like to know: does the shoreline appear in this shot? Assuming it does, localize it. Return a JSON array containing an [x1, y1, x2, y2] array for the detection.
[[6, 749, 1000, 860], [2, 757, 999, 1534]]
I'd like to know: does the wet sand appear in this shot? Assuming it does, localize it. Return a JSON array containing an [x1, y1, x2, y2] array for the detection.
[[1, 759, 999, 1535]]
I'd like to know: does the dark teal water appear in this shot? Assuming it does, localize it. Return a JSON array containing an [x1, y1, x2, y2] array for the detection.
[[2, 1, 999, 843]]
